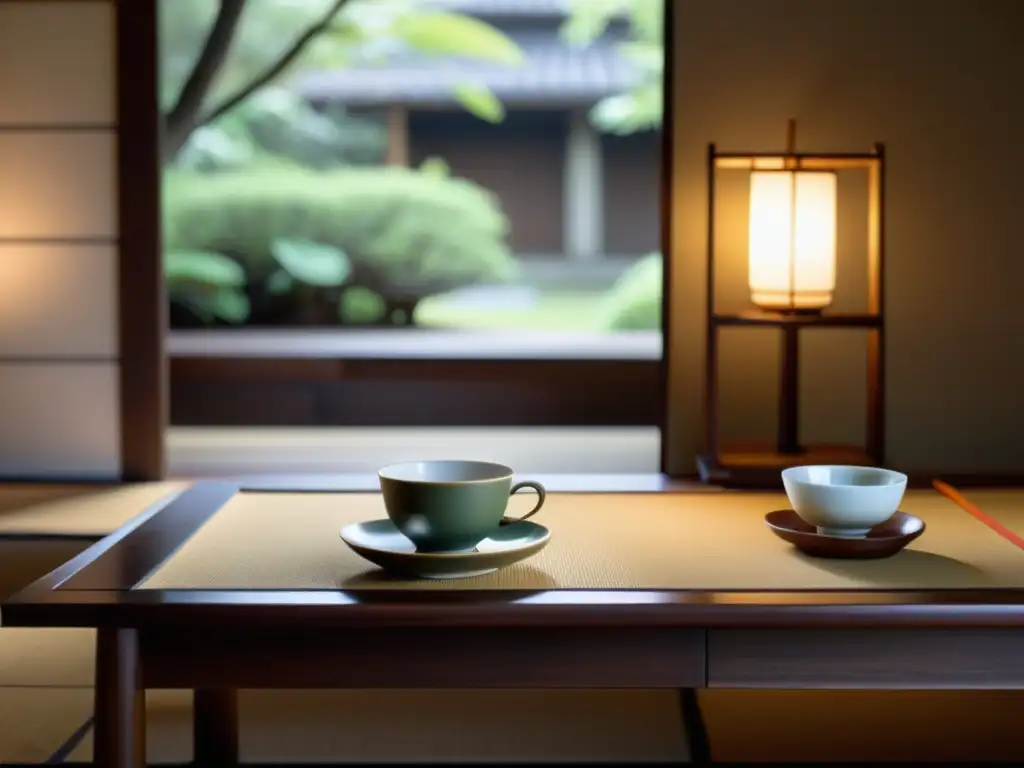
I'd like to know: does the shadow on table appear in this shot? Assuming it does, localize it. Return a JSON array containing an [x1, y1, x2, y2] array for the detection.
[[794, 548, 996, 588], [338, 564, 560, 593]]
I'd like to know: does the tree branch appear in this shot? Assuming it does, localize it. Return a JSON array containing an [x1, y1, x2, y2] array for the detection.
[[164, 0, 249, 161], [201, 0, 353, 127]]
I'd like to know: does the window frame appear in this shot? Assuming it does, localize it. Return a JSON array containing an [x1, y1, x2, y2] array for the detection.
[[116, 0, 677, 477], [117, 0, 165, 480]]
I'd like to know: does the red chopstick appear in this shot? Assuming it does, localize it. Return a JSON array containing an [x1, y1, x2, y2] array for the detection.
[[933, 479, 1024, 551]]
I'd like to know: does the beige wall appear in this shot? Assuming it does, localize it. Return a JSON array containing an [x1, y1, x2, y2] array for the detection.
[[665, 0, 1024, 476], [0, 0, 120, 480]]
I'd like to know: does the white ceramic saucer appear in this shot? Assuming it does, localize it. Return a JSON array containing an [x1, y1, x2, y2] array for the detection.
[[339, 519, 551, 579]]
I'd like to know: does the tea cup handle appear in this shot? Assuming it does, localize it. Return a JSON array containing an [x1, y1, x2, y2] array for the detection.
[[502, 481, 547, 524]]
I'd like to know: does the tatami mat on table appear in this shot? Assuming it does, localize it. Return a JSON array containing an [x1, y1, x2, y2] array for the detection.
[[952, 489, 1024, 535], [0, 686, 92, 763], [60, 689, 1024, 764], [0, 482, 186, 537], [68, 689, 687, 764], [141, 490, 1024, 591]]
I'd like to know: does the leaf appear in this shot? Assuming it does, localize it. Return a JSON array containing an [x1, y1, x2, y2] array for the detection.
[[172, 287, 251, 324], [270, 238, 351, 287], [589, 94, 638, 133], [267, 269, 296, 295], [164, 250, 246, 287], [627, 0, 666, 42], [452, 83, 504, 123], [561, 0, 626, 46], [619, 41, 664, 74], [338, 286, 386, 325], [175, 124, 254, 170], [392, 12, 524, 66], [419, 156, 450, 178], [589, 84, 663, 135], [208, 288, 251, 323], [322, 12, 373, 47]]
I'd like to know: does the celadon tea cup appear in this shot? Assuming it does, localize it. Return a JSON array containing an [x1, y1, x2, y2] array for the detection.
[[377, 460, 547, 553], [782, 464, 908, 538]]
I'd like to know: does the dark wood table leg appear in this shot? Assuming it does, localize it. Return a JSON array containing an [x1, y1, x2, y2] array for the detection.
[[678, 688, 712, 766], [194, 687, 239, 766], [94, 627, 146, 768]]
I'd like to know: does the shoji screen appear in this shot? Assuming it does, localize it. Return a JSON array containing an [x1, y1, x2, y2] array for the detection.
[[0, 0, 120, 479]]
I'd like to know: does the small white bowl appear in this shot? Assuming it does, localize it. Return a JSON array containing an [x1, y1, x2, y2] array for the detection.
[[781, 465, 908, 538]]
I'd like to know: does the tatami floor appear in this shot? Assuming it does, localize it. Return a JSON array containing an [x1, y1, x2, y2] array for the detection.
[[6, 649, 1024, 764], [3, 485, 1024, 764]]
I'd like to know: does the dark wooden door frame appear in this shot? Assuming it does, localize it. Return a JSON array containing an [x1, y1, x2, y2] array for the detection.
[[116, 0, 167, 481], [111, 0, 676, 480]]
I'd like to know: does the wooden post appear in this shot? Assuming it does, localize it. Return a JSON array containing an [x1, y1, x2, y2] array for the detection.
[[385, 105, 409, 167]]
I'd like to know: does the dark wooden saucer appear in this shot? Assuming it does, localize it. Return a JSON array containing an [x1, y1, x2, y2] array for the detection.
[[765, 509, 926, 559]]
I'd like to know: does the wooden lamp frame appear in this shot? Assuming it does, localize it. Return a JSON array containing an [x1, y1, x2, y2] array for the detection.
[[697, 122, 886, 488]]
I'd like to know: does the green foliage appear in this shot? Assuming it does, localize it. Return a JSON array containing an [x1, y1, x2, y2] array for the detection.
[[452, 83, 506, 124], [562, 0, 664, 135], [600, 252, 663, 330], [165, 249, 245, 288], [163, 165, 518, 309], [158, 0, 220, 111], [175, 89, 386, 172], [164, 250, 251, 324], [390, 11, 524, 65], [161, 0, 525, 163], [270, 238, 351, 287], [339, 286, 387, 325], [418, 156, 451, 179]]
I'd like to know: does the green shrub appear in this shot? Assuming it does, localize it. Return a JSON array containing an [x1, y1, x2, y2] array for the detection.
[[163, 166, 517, 306], [164, 249, 250, 324], [600, 252, 663, 330], [339, 286, 387, 325]]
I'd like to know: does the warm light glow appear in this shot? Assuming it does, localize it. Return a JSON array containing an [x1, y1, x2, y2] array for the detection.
[[748, 169, 837, 311], [0, 247, 50, 324]]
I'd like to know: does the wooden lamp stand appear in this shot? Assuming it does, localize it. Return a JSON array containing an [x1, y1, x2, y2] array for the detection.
[[696, 122, 887, 489]]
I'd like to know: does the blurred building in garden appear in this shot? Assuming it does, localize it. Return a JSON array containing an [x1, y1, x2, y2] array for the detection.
[[294, 0, 661, 286]]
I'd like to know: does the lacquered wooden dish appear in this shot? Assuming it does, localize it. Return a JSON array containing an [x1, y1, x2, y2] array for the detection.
[[765, 509, 926, 559]]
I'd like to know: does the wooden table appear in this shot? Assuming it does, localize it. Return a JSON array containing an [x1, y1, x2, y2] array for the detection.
[[4, 481, 1024, 767]]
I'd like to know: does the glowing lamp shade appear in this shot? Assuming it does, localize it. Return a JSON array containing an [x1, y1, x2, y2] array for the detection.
[[747, 169, 838, 311]]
